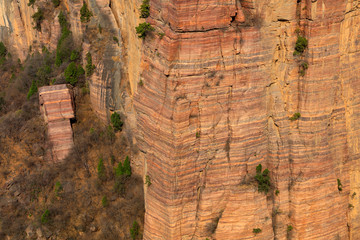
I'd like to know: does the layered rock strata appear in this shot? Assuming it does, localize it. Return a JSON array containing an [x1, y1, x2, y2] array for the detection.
[[39, 84, 74, 162], [134, 0, 360, 239]]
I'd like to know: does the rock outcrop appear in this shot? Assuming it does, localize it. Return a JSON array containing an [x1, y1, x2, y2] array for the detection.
[[39, 84, 74, 162], [134, 0, 360, 239]]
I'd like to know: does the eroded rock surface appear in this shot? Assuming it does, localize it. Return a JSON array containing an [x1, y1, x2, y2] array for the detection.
[[134, 0, 360, 239]]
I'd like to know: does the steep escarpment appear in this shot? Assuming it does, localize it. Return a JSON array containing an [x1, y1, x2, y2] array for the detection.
[[134, 0, 360, 239]]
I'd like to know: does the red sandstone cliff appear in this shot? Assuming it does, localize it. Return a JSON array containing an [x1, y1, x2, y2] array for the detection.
[[2, 0, 360, 239], [134, 0, 360, 239]]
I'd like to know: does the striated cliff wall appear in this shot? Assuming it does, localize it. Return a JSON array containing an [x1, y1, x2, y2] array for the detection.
[[134, 0, 360, 239], [2, 0, 360, 239]]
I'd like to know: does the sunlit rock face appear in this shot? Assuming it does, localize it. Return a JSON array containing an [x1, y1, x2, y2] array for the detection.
[[134, 0, 360, 239]]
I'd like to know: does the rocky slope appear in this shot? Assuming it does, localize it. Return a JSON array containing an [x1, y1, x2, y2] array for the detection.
[[2, 0, 360, 239]]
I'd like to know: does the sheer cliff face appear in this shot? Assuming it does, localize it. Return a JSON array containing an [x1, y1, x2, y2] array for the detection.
[[134, 0, 360, 239], [2, 0, 360, 239]]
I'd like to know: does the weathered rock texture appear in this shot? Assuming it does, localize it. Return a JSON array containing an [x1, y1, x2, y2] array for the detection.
[[134, 0, 360, 239], [39, 84, 74, 162]]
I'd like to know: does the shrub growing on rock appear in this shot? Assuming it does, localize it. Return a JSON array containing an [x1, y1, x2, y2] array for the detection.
[[289, 112, 301, 121], [111, 112, 123, 131], [130, 220, 140, 240], [293, 36, 308, 56], [0, 42, 7, 58], [255, 164, 271, 193], [52, 0, 60, 7], [80, 2, 93, 23], [28, 0, 35, 7], [56, 11, 72, 66], [253, 228, 262, 234], [32, 9, 44, 31], [85, 52, 95, 76], [97, 157, 106, 181], [140, 0, 150, 18], [135, 22, 155, 39]]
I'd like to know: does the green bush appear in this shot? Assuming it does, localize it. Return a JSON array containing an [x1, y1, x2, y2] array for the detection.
[[80, 2, 93, 23], [158, 32, 165, 39], [293, 36, 308, 56], [337, 179, 342, 191], [113, 36, 119, 45], [115, 156, 131, 177], [145, 175, 151, 186], [123, 156, 131, 177], [253, 228, 262, 234], [41, 209, 50, 224], [289, 112, 301, 121], [135, 22, 155, 39], [287, 225, 293, 232], [27, 80, 38, 100], [254, 164, 271, 193], [56, 11, 72, 66], [111, 112, 123, 131], [97, 157, 106, 181], [28, 0, 35, 7], [54, 181, 63, 196], [130, 220, 140, 240], [32, 9, 44, 31], [140, 0, 150, 18], [70, 50, 79, 61], [101, 195, 108, 207], [52, 0, 60, 7], [0, 42, 7, 57], [85, 52, 95, 76], [64, 62, 84, 85]]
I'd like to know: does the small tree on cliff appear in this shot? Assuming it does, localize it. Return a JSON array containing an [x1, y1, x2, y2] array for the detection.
[[135, 22, 154, 39], [97, 157, 106, 181], [80, 2, 93, 23], [111, 112, 123, 131], [255, 164, 271, 193]]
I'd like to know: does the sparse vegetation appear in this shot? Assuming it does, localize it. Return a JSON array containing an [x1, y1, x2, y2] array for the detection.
[[56, 11, 72, 66], [145, 175, 151, 186], [255, 164, 271, 193], [337, 179, 343, 191], [111, 112, 123, 131], [287, 225, 293, 232], [52, 0, 60, 7], [113, 36, 119, 45], [0, 42, 7, 58], [80, 2, 93, 23], [41, 209, 50, 224], [28, 0, 36, 7], [97, 157, 106, 181], [158, 32, 165, 39], [27, 80, 38, 99], [70, 50, 79, 61], [293, 36, 308, 56], [130, 220, 140, 240], [102, 195, 109, 207], [54, 181, 63, 196], [289, 112, 301, 121], [196, 131, 200, 138], [32, 9, 44, 31], [253, 228, 262, 234], [349, 203, 354, 209], [85, 52, 95, 76], [140, 0, 150, 18], [138, 79, 144, 87], [135, 22, 155, 39], [275, 189, 280, 196]]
